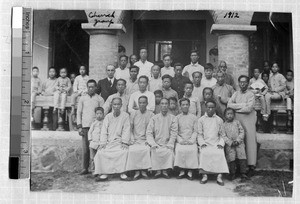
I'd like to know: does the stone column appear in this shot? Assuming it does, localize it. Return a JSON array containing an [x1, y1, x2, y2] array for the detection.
[[210, 11, 256, 86], [81, 23, 126, 82]]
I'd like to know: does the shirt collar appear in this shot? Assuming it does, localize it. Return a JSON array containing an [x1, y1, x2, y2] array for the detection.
[[190, 62, 199, 66], [204, 112, 216, 117]]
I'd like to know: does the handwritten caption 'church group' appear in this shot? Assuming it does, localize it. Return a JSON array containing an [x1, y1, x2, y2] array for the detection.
[[88, 11, 116, 27]]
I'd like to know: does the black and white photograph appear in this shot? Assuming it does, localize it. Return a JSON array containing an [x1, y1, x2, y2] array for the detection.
[[29, 9, 293, 197]]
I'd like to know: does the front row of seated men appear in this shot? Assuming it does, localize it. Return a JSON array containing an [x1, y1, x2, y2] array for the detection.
[[89, 95, 246, 186]]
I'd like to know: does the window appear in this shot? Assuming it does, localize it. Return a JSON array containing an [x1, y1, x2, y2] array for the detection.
[[155, 41, 172, 61]]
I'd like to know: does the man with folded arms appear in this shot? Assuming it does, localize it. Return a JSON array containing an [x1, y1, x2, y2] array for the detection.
[[174, 98, 199, 180], [126, 96, 154, 180], [94, 97, 131, 181], [146, 98, 177, 178]]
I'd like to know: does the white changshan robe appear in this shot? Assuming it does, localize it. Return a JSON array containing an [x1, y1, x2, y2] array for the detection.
[[146, 113, 177, 171], [197, 113, 229, 174], [94, 111, 131, 175], [126, 110, 154, 171], [174, 113, 199, 169]]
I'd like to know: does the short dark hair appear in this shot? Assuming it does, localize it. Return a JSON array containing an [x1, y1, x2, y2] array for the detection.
[[129, 65, 139, 72], [162, 74, 172, 81], [202, 87, 213, 97], [204, 63, 214, 70], [192, 71, 202, 78], [205, 99, 216, 107], [261, 72, 270, 78], [60, 67, 67, 73], [119, 55, 128, 61], [112, 97, 122, 104], [87, 79, 97, 86], [238, 75, 250, 83], [163, 54, 171, 60], [79, 65, 86, 69], [190, 50, 199, 56], [117, 78, 127, 85], [154, 90, 163, 97], [70, 72, 76, 76], [174, 63, 183, 68], [184, 81, 194, 88], [286, 69, 293, 75], [138, 75, 149, 83], [160, 97, 169, 104], [118, 45, 126, 53], [32, 66, 39, 71], [179, 97, 190, 105], [224, 107, 235, 116], [138, 95, 148, 102], [95, 107, 104, 113], [253, 68, 261, 73], [169, 97, 177, 103]]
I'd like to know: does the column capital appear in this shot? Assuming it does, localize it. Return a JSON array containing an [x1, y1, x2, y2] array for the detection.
[[81, 23, 126, 36], [210, 24, 257, 35]]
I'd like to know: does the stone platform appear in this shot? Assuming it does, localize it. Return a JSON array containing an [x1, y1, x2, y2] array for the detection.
[[31, 131, 294, 172]]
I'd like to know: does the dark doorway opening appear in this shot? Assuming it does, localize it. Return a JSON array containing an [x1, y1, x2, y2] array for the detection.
[[49, 20, 90, 77], [133, 20, 206, 67]]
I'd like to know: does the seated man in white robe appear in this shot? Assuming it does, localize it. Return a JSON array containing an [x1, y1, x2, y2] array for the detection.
[[94, 97, 131, 181], [126, 95, 154, 180], [197, 99, 229, 186], [174, 98, 199, 180], [146, 98, 178, 178]]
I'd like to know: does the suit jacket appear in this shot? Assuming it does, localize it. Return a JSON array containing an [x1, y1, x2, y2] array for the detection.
[[97, 78, 117, 101]]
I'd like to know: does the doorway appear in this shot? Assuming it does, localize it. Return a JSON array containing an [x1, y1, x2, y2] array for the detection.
[[49, 20, 90, 77]]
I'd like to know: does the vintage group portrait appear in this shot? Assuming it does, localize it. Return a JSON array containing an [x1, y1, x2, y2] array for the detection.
[[29, 9, 293, 197]]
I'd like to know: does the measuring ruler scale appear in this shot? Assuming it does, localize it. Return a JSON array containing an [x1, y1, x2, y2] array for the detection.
[[9, 7, 32, 179]]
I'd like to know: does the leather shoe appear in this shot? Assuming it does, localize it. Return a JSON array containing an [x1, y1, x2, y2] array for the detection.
[[176, 174, 185, 179], [161, 173, 170, 179], [200, 179, 207, 184]]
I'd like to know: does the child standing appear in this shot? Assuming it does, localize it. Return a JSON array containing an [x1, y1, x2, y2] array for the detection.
[[201, 63, 217, 88], [285, 70, 294, 121], [161, 54, 174, 77], [183, 82, 201, 117], [31, 66, 42, 120], [148, 64, 162, 92], [264, 62, 286, 121], [88, 107, 104, 173], [71, 66, 89, 115], [162, 74, 178, 100], [154, 90, 163, 114], [249, 68, 268, 121], [168, 97, 180, 116], [53, 67, 71, 113], [221, 108, 248, 182], [41, 67, 57, 96]]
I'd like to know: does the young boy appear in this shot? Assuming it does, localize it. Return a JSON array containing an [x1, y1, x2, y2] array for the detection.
[[154, 90, 163, 114], [221, 108, 248, 182], [168, 97, 180, 116], [161, 54, 174, 77], [198, 99, 229, 186], [162, 74, 178, 100], [69, 72, 77, 96], [53, 67, 71, 113], [171, 63, 191, 99], [200, 87, 222, 118], [41, 67, 57, 96], [249, 68, 268, 121], [264, 62, 286, 122], [71, 66, 89, 115], [88, 107, 104, 173], [201, 63, 217, 88], [149, 64, 162, 92], [183, 82, 201, 117], [31, 66, 42, 120], [115, 55, 130, 81], [285, 70, 294, 121], [261, 71, 269, 85]]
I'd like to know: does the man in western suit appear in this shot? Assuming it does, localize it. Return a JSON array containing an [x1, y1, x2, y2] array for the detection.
[[97, 64, 118, 101]]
